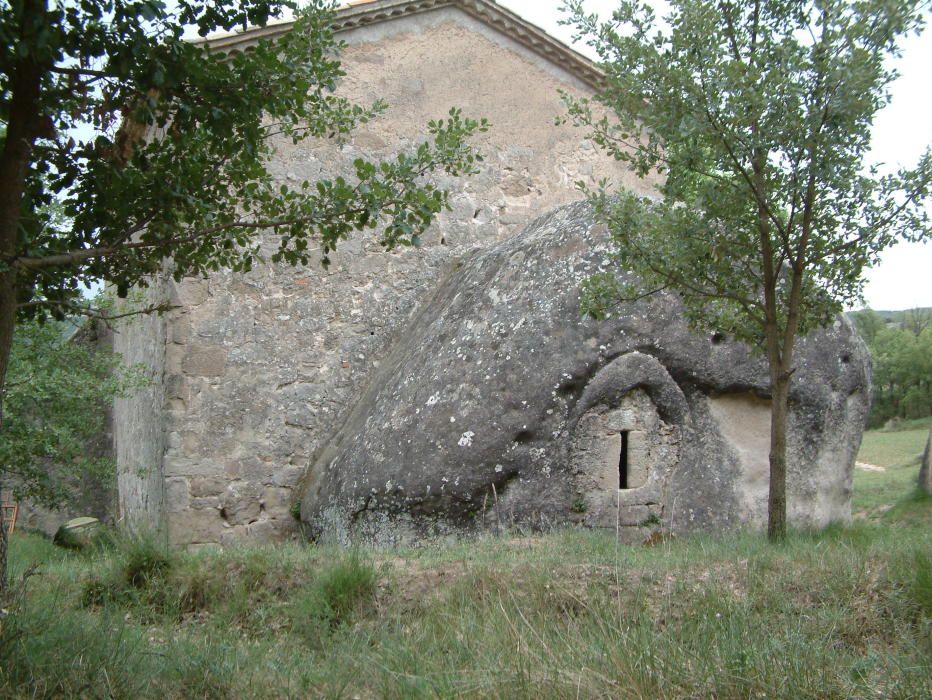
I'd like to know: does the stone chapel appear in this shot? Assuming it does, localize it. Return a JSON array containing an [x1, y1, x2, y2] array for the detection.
[[106, 0, 869, 547]]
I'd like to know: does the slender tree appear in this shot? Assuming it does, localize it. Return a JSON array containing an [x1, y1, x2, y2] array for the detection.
[[563, 0, 931, 538], [901, 306, 931, 337]]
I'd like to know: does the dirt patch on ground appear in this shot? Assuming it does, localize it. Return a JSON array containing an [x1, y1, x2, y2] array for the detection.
[[854, 503, 894, 520], [375, 558, 472, 611], [856, 462, 887, 472]]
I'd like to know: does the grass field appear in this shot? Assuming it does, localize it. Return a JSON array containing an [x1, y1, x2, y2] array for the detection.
[[854, 420, 930, 518], [0, 427, 928, 699], [857, 419, 930, 470]]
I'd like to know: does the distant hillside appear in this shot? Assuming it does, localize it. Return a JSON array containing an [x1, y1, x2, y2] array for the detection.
[[847, 307, 932, 327], [874, 308, 931, 322]]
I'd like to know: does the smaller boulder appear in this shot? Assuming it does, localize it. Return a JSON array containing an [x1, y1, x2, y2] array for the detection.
[[53, 516, 101, 549]]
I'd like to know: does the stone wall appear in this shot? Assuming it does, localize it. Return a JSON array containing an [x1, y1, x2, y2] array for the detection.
[[570, 389, 679, 539], [113, 280, 169, 533], [116, 9, 651, 546]]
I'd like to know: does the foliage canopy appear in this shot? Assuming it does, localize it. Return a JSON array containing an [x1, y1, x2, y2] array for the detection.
[[1, 0, 486, 315], [0, 318, 145, 507], [853, 308, 932, 427]]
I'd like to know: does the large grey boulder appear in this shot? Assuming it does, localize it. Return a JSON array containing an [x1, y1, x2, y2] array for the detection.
[[299, 201, 871, 544]]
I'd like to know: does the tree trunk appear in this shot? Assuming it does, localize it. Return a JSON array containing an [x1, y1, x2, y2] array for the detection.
[[0, 156, 18, 594], [767, 368, 790, 540], [0, 243, 11, 594], [0, 501, 7, 595], [0, 0, 47, 594], [0, 284, 12, 595], [0, 271, 14, 424], [0, 0, 43, 403], [0, 220, 17, 599]]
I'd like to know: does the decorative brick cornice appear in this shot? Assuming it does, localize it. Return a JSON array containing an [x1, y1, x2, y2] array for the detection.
[[195, 0, 603, 90]]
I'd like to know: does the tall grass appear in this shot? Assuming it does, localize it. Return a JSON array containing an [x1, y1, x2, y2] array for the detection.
[[1, 464, 929, 698]]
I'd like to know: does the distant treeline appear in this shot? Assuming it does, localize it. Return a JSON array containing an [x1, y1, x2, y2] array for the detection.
[[849, 308, 931, 428]]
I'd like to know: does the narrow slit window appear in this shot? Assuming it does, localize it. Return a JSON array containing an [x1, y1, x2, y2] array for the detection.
[[619, 430, 629, 489]]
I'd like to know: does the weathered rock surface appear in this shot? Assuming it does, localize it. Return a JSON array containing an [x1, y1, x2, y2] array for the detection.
[[299, 201, 871, 544]]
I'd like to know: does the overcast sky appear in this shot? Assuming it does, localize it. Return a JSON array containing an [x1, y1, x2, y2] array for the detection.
[[493, 0, 932, 311]]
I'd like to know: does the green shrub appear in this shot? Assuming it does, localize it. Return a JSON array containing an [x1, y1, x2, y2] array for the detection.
[[291, 552, 377, 646], [120, 534, 174, 588], [570, 496, 587, 514], [80, 532, 176, 614]]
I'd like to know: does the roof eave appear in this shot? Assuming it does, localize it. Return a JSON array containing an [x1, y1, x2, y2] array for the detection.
[[192, 0, 604, 90]]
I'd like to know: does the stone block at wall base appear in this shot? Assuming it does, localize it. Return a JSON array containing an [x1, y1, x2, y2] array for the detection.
[[168, 508, 225, 546]]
